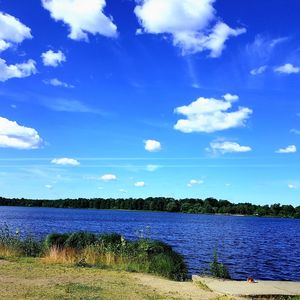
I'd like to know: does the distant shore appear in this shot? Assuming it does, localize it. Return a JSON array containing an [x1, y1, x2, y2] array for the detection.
[[1, 196, 299, 219]]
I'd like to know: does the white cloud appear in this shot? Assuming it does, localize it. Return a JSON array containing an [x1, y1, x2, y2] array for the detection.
[[134, 0, 245, 57], [288, 184, 297, 189], [223, 93, 239, 102], [134, 181, 145, 187], [101, 174, 117, 181], [45, 184, 53, 189], [274, 63, 300, 74], [246, 35, 288, 61], [0, 12, 32, 52], [276, 145, 297, 154], [43, 78, 74, 88], [119, 188, 127, 193], [51, 158, 80, 166], [146, 164, 160, 172], [250, 65, 267, 75], [174, 95, 252, 133], [0, 58, 37, 82], [42, 0, 117, 41], [290, 129, 300, 135], [41, 50, 66, 67], [43, 98, 100, 114], [0, 116, 43, 149], [144, 139, 161, 152], [187, 179, 203, 187], [208, 141, 252, 154]]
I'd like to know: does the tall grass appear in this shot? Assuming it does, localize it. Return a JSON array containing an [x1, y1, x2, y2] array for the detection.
[[0, 225, 187, 281], [0, 224, 42, 257], [43, 232, 187, 280]]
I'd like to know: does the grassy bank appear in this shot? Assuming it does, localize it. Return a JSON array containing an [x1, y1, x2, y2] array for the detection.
[[0, 257, 237, 300], [1, 258, 299, 300], [0, 226, 187, 281]]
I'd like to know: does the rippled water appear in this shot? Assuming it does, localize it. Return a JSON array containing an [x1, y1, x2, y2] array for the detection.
[[0, 206, 299, 281]]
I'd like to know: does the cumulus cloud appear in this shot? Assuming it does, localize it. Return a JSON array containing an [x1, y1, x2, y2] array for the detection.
[[144, 139, 161, 152], [288, 184, 297, 189], [101, 174, 117, 181], [42, 0, 117, 41], [51, 158, 80, 166], [43, 78, 74, 88], [222, 93, 239, 102], [250, 65, 267, 75], [0, 58, 37, 82], [187, 179, 203, 187], [45, 184, 53, 189], [276, 145, 297, 154], [134, 0, 245, 57], [174, 95, 252, 133], [0, 116, 43, 149], [134, 181, 145, 187], [208, 141, 252, 154], [274, 63, 300, 74], [0, 12, 32, 52], [41, 50, 66, 67]]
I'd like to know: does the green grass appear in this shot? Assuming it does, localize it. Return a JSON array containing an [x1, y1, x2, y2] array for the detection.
[[0, 257, 169, 300]]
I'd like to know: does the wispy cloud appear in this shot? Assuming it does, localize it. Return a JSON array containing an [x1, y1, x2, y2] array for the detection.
[[43, 78, 74, 88], [290, 129, 300, 135], [0, 90, 107, 115]]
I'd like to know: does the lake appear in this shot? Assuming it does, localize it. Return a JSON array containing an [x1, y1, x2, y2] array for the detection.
[[0, 206, 299, 281]]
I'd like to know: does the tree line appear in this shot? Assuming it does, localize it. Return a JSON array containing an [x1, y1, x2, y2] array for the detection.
[[0, 196, 299, 218]]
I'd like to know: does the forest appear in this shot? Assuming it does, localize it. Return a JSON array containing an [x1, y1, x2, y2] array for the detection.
[[0, 197, 299, 218]]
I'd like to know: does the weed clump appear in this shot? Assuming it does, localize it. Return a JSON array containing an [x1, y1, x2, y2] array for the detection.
[[210, 250, 231, 279]]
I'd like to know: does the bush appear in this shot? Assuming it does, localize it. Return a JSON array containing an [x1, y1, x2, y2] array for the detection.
[[149, 251, 187, 281], [44, 233, 70, 249], [129, 239, 187, 281], [65, 232, 97, 250]]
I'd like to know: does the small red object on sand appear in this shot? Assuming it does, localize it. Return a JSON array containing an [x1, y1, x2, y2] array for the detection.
[[247, 277, 254, 283]]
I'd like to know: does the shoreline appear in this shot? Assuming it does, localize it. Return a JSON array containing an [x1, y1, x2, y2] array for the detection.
[[0, 257, 299, 299], [1, 204, 299, 220]]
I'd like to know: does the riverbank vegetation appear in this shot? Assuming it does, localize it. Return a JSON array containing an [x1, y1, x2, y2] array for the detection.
[[0, 226, 187, 281], [0, 196, 299, 218]]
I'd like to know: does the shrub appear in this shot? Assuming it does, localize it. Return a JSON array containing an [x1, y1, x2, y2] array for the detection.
[[44, 233, 70, 249], [65, 232, 97, 250]]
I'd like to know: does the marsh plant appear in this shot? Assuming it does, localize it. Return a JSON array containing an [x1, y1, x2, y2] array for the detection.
[[0, 224, 42, 257], [210, 249, 231, 279]]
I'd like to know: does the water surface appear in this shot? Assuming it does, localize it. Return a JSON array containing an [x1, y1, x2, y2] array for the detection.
[[0, 206, 299, 281]]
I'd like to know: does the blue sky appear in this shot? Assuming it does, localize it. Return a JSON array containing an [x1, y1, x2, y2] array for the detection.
[[0, 0, 300, 205]]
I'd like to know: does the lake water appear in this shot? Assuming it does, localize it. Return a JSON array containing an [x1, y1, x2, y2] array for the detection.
[[0, 206, 299, 281]]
